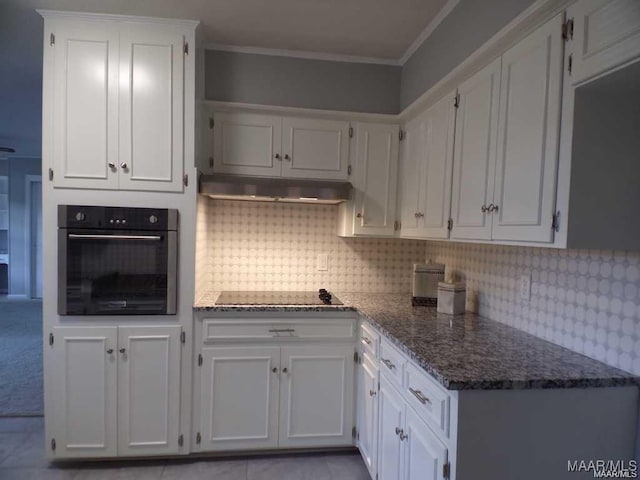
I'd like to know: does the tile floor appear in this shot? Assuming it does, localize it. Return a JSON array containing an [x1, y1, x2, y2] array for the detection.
[[0, 417, 370, 479]]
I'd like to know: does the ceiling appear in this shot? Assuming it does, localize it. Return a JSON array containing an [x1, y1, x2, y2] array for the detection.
[[8, 0, 451, 61]]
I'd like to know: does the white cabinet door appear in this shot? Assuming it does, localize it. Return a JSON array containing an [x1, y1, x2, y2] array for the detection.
[[117, 326, 181, 456], [51, 22, 119, 190], [279, 345, 354, 448], [399, 115, 425, 237], [450, 58, 501, 240], [281, 117, 350, 180], [119, 26, 185, 192], [200, 346, 280, 451], [51, 327, 118, 458], [378, 377, 404, 480], [213, 112, 283, 177], [353, 123, 400, 236], [357, 353, 380, 478], [568, 0, 640, 85], [421, 93, 456, 239], [492, 14, 564, 243], [404, 406, 448, 480]]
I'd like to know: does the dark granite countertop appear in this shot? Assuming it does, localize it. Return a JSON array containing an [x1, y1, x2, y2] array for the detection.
[[194, 291, 639, 391]]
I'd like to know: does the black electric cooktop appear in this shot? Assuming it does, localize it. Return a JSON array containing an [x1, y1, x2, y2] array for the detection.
[[215, 289, 342, 306]]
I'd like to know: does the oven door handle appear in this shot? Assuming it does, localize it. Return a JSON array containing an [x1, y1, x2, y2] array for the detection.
[[67, 234, 162, 241]]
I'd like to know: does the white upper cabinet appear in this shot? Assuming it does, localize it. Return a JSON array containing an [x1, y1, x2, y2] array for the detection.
[[118, 26, 185, 192], [117, 326, 181, 456], [282, 117, 350, 180], [450, 58, 501, 241], [400, 93, 456, 240], [491, 13, 564, 242], [43, 14, 195, 192], [51, 22, 120, 190], [213, 112, 282, 177], [568, 0, 640, 85], [51, 326, 118, 459], [352, 122, 399, 236]]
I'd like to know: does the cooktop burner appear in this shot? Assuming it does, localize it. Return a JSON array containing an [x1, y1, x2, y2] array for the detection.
[[216, 289, 342, 306]]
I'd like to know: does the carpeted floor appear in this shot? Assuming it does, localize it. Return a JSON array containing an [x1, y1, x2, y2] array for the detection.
[[0, 299, 43, 416]]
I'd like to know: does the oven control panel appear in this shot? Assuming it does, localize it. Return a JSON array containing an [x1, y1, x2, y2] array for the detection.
[[59, 205, 178, 231]]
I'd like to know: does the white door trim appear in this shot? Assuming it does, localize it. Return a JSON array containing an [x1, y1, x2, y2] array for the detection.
[[25, 174, 42, 299]]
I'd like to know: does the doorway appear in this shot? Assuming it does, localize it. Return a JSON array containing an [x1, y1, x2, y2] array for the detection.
[[26, 175, 41, 299]]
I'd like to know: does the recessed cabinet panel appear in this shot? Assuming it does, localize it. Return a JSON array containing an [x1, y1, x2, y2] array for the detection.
[[213, 112, 282, 177], [51, 327, 118, 458], [279, 345, 354, 448], [492, 14, 564, 242], [353, 123, 399, 236], [200, 346, 280, 451], [117, 326, 181, 456], [377, 377, 404, 480], [357, 352, 379, 478], [282, 118, 350, 180], [451, 58, 501, 240], [52, 24, 119, 189], [399, 116, 425, 236], [569, 0, 640, 84], [119, 28, 184, 192]]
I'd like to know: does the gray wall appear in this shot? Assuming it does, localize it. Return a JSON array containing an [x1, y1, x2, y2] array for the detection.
[[8, 158, 41, 297], [400, 0, 535, 109], [205, 49, 401, 114]]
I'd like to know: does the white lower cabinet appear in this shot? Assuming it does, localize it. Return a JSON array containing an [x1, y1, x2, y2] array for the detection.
[[200, 346, 280, 451], [404, 407, 448, 480], [50, 325, 182, 459], [356, 352, 379, 478], [377, 376, 405, 480]]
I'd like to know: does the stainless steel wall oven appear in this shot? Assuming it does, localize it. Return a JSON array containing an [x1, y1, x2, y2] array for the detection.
[[58, 205, 178, 315]]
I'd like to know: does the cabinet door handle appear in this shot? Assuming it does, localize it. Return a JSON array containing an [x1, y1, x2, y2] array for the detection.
[[369, 389, 377, 397], [361, 336, 371, 345], [284, 154, 291, 162], [481, 204, 488, 213], [356, 213, 363, 218], [271, 367, 278, 373], [106, 348, 113, 354], [275, 154, 282, 161], [282, 367, 288, 374], [409, 387, 431, 405], [108, 162, 116, 170], [399, 431, 408, 441], [490, 204, 499, 213], [269, 328, 296, 336], [395, 427, 403, 436], [381, 358, 395, 370], [119, 348, 126, 354], [120, 162, 128, 169], [416, 212, 424, 218]]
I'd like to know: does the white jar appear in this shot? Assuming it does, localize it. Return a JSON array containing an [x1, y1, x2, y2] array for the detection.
[[437, 282, 466, 315]]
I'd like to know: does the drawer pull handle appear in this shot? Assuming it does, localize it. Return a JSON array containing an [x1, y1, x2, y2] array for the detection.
[[369, 389, 377, 397], [361, 336, 372, 345], [381, 358, 395, 370], [269, 328, 296, 335], [409, 388, 431, 405]]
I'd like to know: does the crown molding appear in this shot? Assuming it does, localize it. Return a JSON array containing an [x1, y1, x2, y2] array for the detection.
[[203, 43, 401, 66], [37, 9, 200, 28]]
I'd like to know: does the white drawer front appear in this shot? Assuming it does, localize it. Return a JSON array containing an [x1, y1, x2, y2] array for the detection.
[[404, 363, 450, 438], [202, 318, 356, 343], [359, 322, 380, 358], [379, 338, 406, 387]]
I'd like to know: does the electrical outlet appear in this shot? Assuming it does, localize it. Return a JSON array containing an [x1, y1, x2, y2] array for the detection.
[[317, 253, 329, 272], [519, 274, 531, 302]]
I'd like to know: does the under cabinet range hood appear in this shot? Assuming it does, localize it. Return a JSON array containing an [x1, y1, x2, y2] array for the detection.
[[199, 174, 352, 204]]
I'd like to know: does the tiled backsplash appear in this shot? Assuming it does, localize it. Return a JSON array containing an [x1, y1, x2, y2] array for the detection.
[[426, 242, 640, 376], [200, 199, 425, 294]]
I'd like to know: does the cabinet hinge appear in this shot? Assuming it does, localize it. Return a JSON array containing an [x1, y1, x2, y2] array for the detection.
[[48, 168, 54, 181], [49, 33, 55, 46], [198, 353, 203, 366], [447, 218, 453, 231], [196, 432, 201, 444], [49, 333, 54, 346], [352, 426, 357, 440], [454, 92, 460, 108], [347, 164, 352, 176], [354, 351, 359, 363], [348, 126, 353, 138], [399, 130, 405, 141], [183, 174, 189, 187], [552, 211, 561, 232], [394, 220, 400, 231], [567, 54, 573, 74], [443, 461, 451, 479], [357, 432, 360, 441], [51, 438, 56, 451], [180, 331, 186, 344], [562, 18, 574, 40], [209, 117, 214, 129], [178, 434, 184, 447], [183, 42, 189, 55], [209, 157, 214, 168]]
